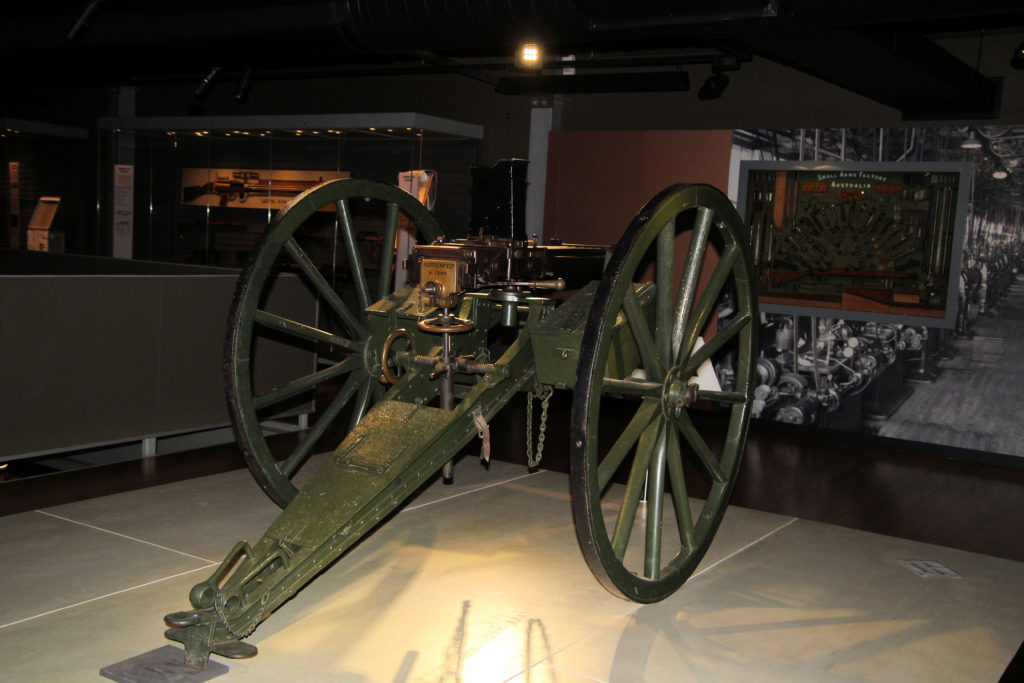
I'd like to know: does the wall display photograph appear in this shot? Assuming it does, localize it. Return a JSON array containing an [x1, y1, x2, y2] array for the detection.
[[731, 128, 1024, 461], [738, 161, 969, 328]]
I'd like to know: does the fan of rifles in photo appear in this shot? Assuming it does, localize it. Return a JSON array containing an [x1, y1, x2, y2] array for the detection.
[[163, 178, 758, 669]]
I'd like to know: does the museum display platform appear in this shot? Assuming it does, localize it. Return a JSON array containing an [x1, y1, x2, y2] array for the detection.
[[1, 457, 1021, 682]]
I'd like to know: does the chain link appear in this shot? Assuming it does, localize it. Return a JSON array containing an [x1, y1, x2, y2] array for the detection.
[[526, 385, 553, 469]]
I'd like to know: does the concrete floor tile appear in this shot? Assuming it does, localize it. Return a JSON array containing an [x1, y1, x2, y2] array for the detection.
[[4, 466, 1020, 682], [547, 519, 1024, 682], [0, 510, 211, 629], [0, 570, 211, 682], [39, 453, 530, 564], [41, 467, 285, 561]]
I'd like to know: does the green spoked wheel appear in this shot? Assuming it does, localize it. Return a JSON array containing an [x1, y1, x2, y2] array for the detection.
[[226, 178, 441, 508], [570, 184, 758, 603]]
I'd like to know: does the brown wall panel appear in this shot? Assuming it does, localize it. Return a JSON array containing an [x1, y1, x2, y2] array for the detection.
[[543, 130, 734, 246]]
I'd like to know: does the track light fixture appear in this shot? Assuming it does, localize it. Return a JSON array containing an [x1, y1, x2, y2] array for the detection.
[[234, 65, 253, 104], [1012, 41, 1024, 70], [698, 72, 730, 100], [194, 66, 224, 101], [698, 55, 741, 101]]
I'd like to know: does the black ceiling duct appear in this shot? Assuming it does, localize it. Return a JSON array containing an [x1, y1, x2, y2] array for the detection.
[[496, 71, 690, 95]]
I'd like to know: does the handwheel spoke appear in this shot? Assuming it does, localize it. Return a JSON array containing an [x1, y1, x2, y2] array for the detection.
[[671, 207, 713, 360], [280, 371, 363, 477], [655, 219, 675, 366], [623, 286, 663, 382], [253, 356, 359, 410], [336, 198, 371, 314], [644, 424, 669, 580], [682, 311, 752, 377], [376, 202, 400, 301], [665, 427, 696, 551], [676, 410, 727, 483], [679, 244, 739, 363], [611, 419, 659, 560], [284, 237, 368, 339], [254, 309, 361, 353], [597, 400, 660, 490]]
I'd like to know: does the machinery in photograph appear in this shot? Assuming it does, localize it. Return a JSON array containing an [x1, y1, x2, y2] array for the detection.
[[162, 178, 758, 669], [752, 315, 916, 428]]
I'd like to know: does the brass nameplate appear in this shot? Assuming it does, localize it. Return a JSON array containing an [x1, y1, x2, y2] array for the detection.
[[421, 258, 461, 296]]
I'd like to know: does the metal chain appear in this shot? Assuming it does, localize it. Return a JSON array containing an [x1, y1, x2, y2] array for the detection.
[[526, 385, 553, 469]]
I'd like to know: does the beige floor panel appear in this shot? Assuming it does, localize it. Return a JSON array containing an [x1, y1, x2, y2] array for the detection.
[[544, 519, 1024, 682], [38, 453, 530, 562], [0, 510, 211, 629], [168, 470, 796, 681], [41, 467, 282, 561], [0, 570, 214, 682], [0, 463, 1019, 682]]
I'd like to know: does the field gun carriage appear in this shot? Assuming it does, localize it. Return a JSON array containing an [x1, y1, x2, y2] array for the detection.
[[162, 177, 758, 669]]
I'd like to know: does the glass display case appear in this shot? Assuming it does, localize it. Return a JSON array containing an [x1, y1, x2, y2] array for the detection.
[[98, 114, 484, 268]]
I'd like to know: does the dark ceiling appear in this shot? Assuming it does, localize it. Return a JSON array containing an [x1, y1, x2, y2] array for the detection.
[[3, 1, 1024, 119]]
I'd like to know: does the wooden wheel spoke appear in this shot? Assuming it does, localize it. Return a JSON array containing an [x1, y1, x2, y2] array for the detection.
[[670, 207, 713, 360], [336, 198, 371, 314], [376, 202, 400, 301], [599, 378, 661, 399], [679, 244, 739, 363], [347, 381, 373, 432], [280, 371, 363, 477], [597, 400, 660, 490], [253, 355, 359, 410], [644, 424, 669, 580], [283, 237, 368, 339], [676, 410, 727, 483], [611, 419, 659, 560], [623, 286, 664, 382], [655, 219, 675, 367], [682, 311, 752, 377], [664, 427, 696, 551], [254, 309, 361, 352]]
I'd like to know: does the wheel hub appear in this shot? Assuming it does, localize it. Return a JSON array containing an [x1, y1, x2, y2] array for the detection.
[[661, 365, 699, 420]]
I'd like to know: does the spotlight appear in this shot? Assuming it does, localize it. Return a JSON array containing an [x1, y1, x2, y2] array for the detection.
[[194, 66, 224, 100], [1012, 41, 1024, 69], [960, 130, 983, 149], [517, 42, 542, 70], [234, 65, 253, 104], [698, 72, 730, 100], [993, 168, 1009, 180]]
